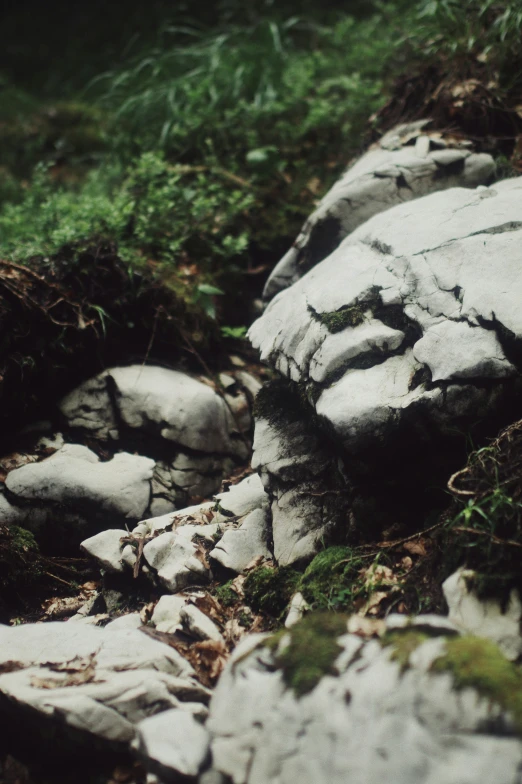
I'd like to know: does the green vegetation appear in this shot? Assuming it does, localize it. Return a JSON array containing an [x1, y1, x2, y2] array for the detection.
[[269, 612, 347, 695], [0, 524, 43, 593], [382, 630, 430, 670], [441, 420, 522, 600], [431, 635, 522, 733], [244, 565, 301, 617], [215, 580, 240, 608], [244, 545, 401, 619], [2, 0, 519, 331], [312, 304, 367, 333]]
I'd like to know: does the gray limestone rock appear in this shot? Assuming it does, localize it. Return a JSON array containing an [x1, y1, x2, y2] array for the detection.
[[250, 179, 522, 455], [250, 406, 351, 566], [264, 122, 496, 300], [143, 531, 211, 593], [81, 529, 127, 573], [60, 365, 250, 459], [0, 622, 207, 755], [214, 474, 268, 518], [135, 709, 210, 782], [5, 444, 154, 521], [180, 604, 225, 644], [209, 507, 271, 574], [203, 617, 522, 784], [443, 568, 522, 660]]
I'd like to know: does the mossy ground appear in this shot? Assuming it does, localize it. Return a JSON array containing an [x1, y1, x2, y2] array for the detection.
[[268, 612, 348, 696], [381, 630, 430, 670], [431, 636, 522, 733], [244, 566, 301, 618]]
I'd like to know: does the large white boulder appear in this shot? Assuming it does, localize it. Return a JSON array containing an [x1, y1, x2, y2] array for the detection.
[[204, 615, 522, 784], [60, 365, 250, 459], [0, 622, 207, 751], [250, 179, 522, 453], [5, 444, 154, 521], [264, 121, 495, 300]]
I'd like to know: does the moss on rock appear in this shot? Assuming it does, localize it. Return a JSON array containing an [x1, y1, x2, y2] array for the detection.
[[381, 629, 430, 670], [314, 304, 366, 333], [431, 635, 522, 732], [244, 565, 300, 618], [269, 612, 348, 696], [300, 546, 367, 611]]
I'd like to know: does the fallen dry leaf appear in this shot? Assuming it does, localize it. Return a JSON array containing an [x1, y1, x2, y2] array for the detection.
[[403, 539, 427, 557]]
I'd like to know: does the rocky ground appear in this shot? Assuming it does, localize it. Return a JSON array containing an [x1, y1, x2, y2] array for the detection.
[[2, 122, 522, 784]]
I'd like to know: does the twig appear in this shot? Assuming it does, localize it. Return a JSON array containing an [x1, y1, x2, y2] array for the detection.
[[335, 522, 444, 565], [44, 571, 75, 588], [451, 526, 522, 549]]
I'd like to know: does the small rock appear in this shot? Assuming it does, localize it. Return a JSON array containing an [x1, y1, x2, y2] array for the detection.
[[214, 474, 268, 518], [180, 604, 224, 644], [284, 593, 309, 628], [210, 508, 271, 574], [134, 709, 210, 782], [143, 531, 211, 593], [151, 595, 188, 633], [443, 568, 522, 660], [81, 529, 126, 573]]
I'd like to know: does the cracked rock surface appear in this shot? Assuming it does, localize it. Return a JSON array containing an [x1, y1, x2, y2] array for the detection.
[[203, 616, 522, 784], [264, 121, 496, 300], [0, 621, 209, 755], [250, 178, 522, 454]]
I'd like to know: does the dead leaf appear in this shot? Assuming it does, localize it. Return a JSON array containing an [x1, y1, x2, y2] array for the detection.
[[244, 555, 266, 572], [31, 654, 98, 689], [187, 639, 229, 685], [403, 539, 427, 557], [0, 661, 25, 674], [140, 602, 155, 624]]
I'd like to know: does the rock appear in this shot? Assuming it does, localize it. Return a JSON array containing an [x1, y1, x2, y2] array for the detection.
[[214, 474, 268, 518], [284, 593, 309, 628], [106, 613, 143, 630], [134, 709, 210, 782], [81, 529, 126, 573], [180, 604, 224, 644], [443, 568, 522, 660], [5, 444, 154, 522], [204, 616, 522, 784], [264, 122, 495, 300], [0, 622, 208, 756], [251, 179, 522, 451], [210, 508, 271, 574], [152, 595, 188, 633], [60, 365, 250, 459], [248, 180, 522, 549], [143, 531, 211, 593], [251, 397, 351, 565]]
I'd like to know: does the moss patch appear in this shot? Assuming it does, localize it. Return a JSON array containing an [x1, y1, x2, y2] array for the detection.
[[244, 565, 300, 618], [300, 546, 369, 611], [270, 612, 348, 696], [431, 636, 522, 733], [381, 630, 430, 670], [214, 580, 239, 608], [313, 304, 366, 333], [0, 524, 43, 596]]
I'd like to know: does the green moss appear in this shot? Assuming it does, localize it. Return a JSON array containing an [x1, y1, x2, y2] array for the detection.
[[314, 305, 366, 333], [431, 636, 522, 732], [381, 630, 430, 670], [215, 580, 239, 608], [269, 612, 348, 696], [244, 565, 300, 618], [0, 524, 43, 593], [299, 546, 366, 611]]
